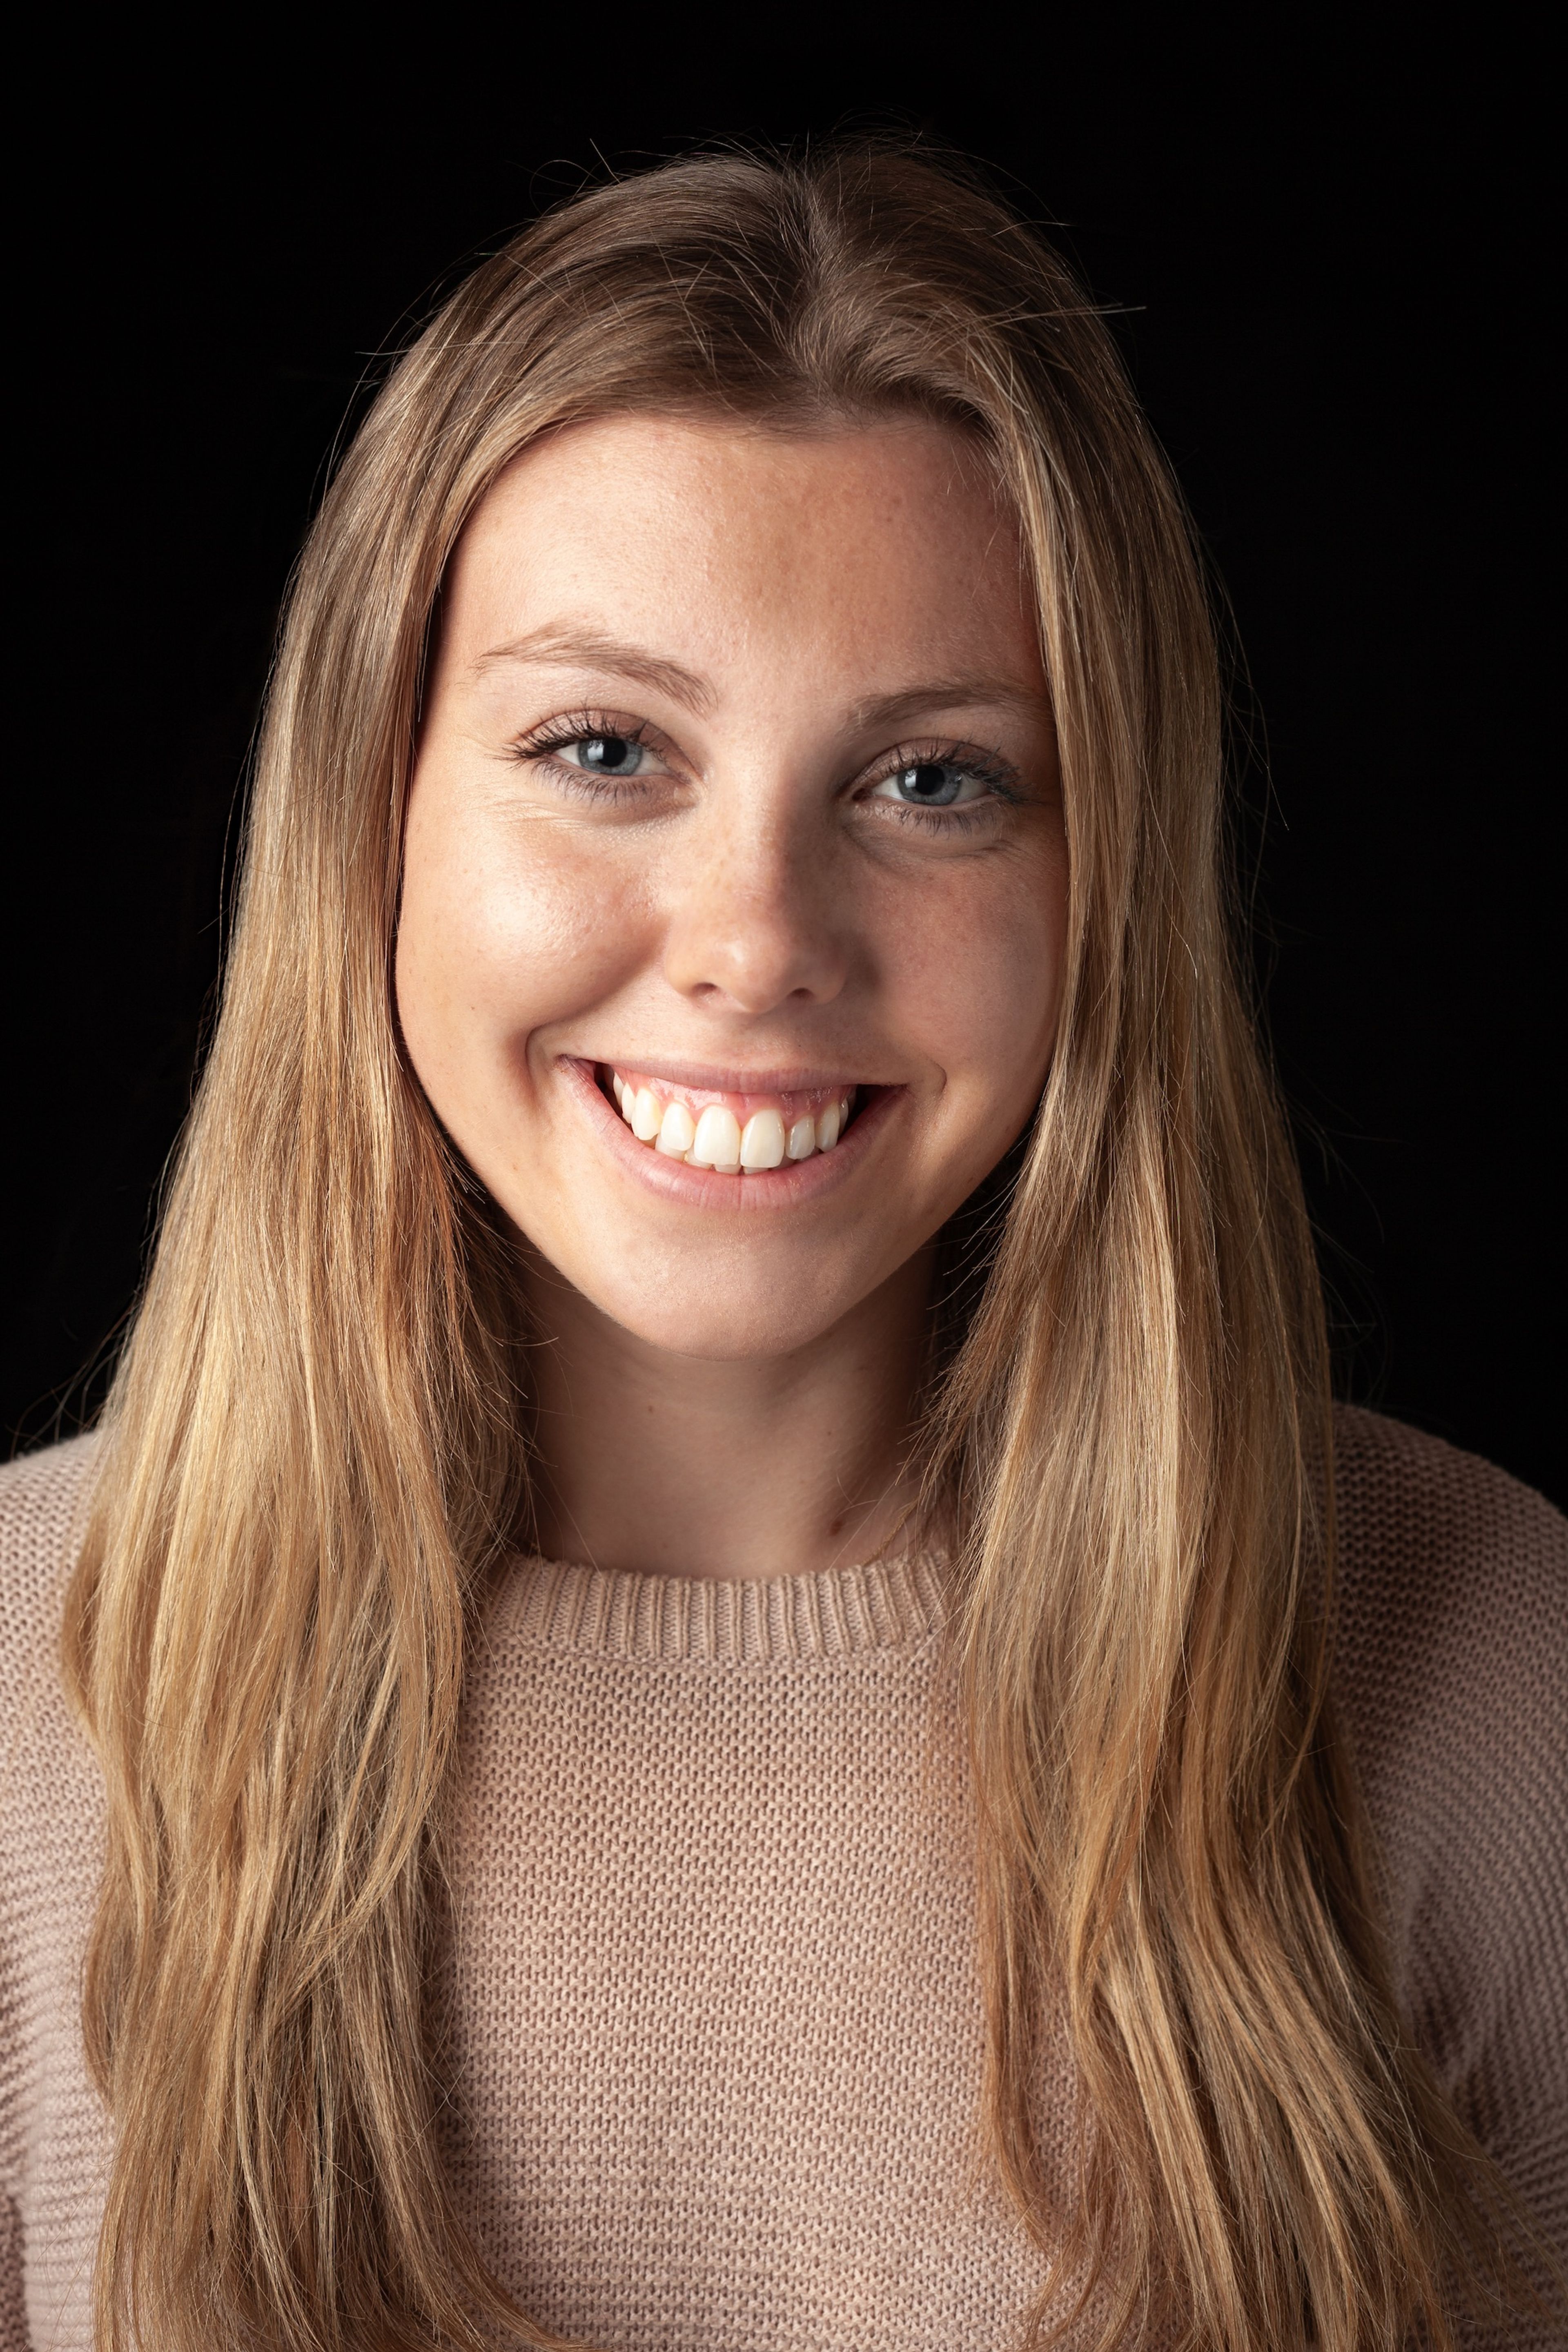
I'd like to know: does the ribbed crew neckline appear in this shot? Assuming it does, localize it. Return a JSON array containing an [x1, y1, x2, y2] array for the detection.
[[489, 1550, 950, 1664]]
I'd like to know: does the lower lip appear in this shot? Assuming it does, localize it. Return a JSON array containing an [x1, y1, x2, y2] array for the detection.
[[559, 1058, 902, 1210]]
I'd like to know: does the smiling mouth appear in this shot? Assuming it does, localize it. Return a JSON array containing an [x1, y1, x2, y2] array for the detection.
[[599, 1065, 862, 1173]]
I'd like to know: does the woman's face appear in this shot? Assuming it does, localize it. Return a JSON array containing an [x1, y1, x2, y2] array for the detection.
[[399, 413, 1068, 1361]]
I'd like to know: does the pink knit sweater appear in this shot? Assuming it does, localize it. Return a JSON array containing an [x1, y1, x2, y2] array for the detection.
[[2, 1410, 1564, 2350]]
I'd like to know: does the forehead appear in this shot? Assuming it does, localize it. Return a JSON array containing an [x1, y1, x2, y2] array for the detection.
[[441, 412, 1036, 685]]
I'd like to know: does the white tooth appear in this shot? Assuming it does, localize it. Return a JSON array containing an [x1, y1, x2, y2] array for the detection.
[[816, 1102, 842, 1151], [786, 1114, 817, 1160], [740, 1108, 786, 1170], [620, 1081, 637, 1125], [690, 1104, 742, 1171], [656, 1099, 696, 1156], [612, 1072, 626, 1107], [840, 1094, 850, 1127], [632, 1087, 663, 1142]]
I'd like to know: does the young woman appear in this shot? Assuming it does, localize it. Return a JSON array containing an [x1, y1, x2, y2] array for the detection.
[[1, 145, 1562, 2352]]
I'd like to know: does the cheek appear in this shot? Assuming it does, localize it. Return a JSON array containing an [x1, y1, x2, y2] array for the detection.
[[885, 842, 1067, 1117], [395, 784, 645, 1098]]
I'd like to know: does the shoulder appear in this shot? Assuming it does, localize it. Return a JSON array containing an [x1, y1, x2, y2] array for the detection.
[[1327, 1408, 1568, 2172], [0, 1432, 103, 1855], [0, 1434, 101, 1704], [1331, 1401, 1565, 1617], [0, 1437, 112, 2284], [1330, 1405, 1565, 1802], [0, 1434, 105, 1875]]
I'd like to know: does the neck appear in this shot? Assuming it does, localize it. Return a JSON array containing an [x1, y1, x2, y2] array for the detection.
[[520, 1248, 935, 1581]]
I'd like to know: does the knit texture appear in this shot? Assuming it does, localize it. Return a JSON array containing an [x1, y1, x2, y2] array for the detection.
[[2, 1412, 1564, 2350]]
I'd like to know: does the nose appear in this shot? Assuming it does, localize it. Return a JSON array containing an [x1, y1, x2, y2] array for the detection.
[[659, 800, 849, 1017]]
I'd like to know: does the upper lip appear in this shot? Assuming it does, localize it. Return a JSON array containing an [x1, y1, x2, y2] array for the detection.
[[577, 1055, 883, 1092]]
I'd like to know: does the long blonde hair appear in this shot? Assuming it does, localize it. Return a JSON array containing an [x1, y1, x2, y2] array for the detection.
[[64, 143, 1519, 2350]]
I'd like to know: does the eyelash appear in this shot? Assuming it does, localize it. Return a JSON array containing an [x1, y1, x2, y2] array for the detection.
[[864, 740, 1020, 834], [511, 713, 1021, 828], [512, 709, 663, 803]]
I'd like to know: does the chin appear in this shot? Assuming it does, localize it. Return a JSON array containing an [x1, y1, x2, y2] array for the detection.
[[586, 1269, 863, 1365], [620, 1303, 842, 1365]]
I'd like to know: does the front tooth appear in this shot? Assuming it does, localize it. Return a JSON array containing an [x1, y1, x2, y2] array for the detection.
[[611, 1072, 626, 1108], [786, 1114, 817, 1160], [632, 1087, 663, 1142], [656, 1100, 696, 1156], [816, 1102, 842, 1151], [690, 1104, 742, 1171], [740, 1108, 786, 1170]]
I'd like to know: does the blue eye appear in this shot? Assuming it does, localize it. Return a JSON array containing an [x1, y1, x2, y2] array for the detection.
[[573, 734, 643, 774], [896, 762, 962, 805], [872, 760, 987, 808]]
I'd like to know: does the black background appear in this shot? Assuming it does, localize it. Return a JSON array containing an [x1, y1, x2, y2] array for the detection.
[[7, 18, 1562, 1505]]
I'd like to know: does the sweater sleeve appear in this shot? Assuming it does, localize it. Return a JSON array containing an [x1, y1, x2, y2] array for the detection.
[[1330, 1407, 1568, 2334]]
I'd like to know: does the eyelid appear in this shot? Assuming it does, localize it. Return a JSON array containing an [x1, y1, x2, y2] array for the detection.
[[855, 738, 1020, 799], [516, 706, 670, 757], [511, 708, 696, 801]]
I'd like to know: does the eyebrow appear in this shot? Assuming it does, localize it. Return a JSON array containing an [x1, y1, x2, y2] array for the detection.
[[474, 627, 1050, 735], [846, 677, 1053, 734], [474, 626, 714, 715]]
